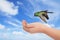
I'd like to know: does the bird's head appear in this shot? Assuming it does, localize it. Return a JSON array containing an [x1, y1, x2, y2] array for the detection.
[[34, 12, 40, 17]]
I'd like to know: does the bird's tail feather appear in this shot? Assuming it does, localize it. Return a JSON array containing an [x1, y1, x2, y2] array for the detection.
[[47, 12, 53, 13], [39, 16, 47, 23]]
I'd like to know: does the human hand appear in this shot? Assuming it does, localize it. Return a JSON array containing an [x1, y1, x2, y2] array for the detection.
[[22, 20, 60, 40], [22, 20, 48, 33]]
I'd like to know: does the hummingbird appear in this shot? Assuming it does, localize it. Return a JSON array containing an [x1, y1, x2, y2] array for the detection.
[[34, 10, 53, 23]]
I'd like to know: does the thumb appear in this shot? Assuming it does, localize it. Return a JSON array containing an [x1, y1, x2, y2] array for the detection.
[[22, 20, 27, 27], [22, 20, 34, 28]]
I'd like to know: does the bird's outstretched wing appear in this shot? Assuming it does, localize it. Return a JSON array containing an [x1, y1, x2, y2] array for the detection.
[[39, 15, 47, 23], [42, 14, 49, 20]]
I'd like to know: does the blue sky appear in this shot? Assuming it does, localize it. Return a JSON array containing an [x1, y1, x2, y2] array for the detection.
[[0, 0, 60, 40]]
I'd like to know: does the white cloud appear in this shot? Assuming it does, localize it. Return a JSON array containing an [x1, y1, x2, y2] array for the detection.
[[0, 24, 53, 40], [27, 33, 53, 40], [17, 1, 23, 5], [0, 27, 53, 40], [0, 0, 19, 16], [0, 24, 5, 29], [7, 21, 20, 27], [12, 31, 53, 40], [12, 31, 25, 36], [2, 33, 8, 38], [12, 31, 22, 35], [14, 19, 22, 25], [6, 21, 22, 29], [4, 17, 22, 28], [7, 17, 22, 25]]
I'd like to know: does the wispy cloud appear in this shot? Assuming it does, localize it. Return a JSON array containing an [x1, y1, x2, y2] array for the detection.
[[0, 31, 53, 40], [7, 21, 20, 27], [0, 24, 5, 29], [3, 16, 22, 28]]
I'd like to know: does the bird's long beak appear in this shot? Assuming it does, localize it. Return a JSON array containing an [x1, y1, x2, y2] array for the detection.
[[34, 13, 36, 16]]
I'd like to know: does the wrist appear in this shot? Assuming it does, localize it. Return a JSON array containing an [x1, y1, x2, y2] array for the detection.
[[41, 26, 51, 33], [38, 25, 49, 33], [43, 26, 53, 34]]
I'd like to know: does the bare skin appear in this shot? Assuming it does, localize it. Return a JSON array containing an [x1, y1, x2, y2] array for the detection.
[[22, 20, 60, 40]]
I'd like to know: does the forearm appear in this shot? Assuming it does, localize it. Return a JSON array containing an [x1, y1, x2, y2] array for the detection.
[[43, 27, 60, 40]]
